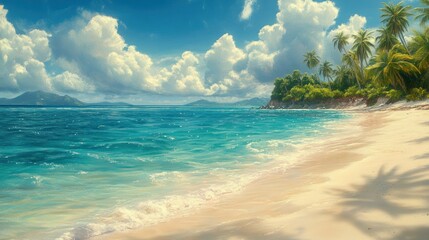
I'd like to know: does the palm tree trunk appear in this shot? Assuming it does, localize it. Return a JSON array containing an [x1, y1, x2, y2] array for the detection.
[[355, 75, 362, 89], [359, 58, 365, 88], [399, 32, 410, 54]]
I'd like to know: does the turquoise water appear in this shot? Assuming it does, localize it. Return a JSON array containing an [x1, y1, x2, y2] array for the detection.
[[0, 106, 347, 239]]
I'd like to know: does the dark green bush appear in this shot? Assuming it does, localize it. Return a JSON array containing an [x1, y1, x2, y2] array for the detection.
[[332, 90, 343, 98], [304, 86, 333, 101], [406, 88, 428, 101], [344, 86, 362, 97], [385, 89, 403, 103]]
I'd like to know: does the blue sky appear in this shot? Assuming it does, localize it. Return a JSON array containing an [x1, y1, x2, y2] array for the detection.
[[0, 0, 423, 104]]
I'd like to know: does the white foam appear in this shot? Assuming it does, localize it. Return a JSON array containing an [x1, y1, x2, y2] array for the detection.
[[149, 171, 186, 184], [30, 175, 43, 186], [57, 173, 259, 240]]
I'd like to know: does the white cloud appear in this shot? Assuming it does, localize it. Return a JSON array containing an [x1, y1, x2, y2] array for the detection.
[[52, 71, 94, 93], [51, 15, 159, 94], [0, 6, 52, 92], [328, 14, 367, 40], [158, 51, 218, 96], [204, 34, 246, 84], [240, 0, 257, 21]]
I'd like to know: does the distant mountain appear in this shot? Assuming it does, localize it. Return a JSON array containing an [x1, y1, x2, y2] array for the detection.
[[88, 101, 133, 106], [0, 91, 85, 106], [185, 99, 222, 107], [0, 91, 136, 107], [186, 97, 269, 107], [233, 97, 270, 107]]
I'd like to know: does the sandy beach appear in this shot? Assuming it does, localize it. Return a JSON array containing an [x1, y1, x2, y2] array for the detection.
[[105, 104, 429, 240]]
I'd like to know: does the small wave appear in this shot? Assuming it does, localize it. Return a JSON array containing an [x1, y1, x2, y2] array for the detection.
[[30, 175, 44, 185], [246, 142, 264, 153], [149, 171, 185, 184], [57, 174, 259, 240], [95, 142, 161, 152], [246, 140, 297, 154], [40, 162, 64, 170], [87, 153, 117, 164]]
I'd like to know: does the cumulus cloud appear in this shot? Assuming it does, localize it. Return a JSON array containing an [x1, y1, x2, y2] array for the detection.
[[240, 0, 257, 21], [51, 71, 94, 93], [328, 14, 367, 40], [0, 5, 52, 92], [50, 13, 231, 96], [204, 34, 246, 84], [158, 51, 217, 96], [51, 15, 159, 94]]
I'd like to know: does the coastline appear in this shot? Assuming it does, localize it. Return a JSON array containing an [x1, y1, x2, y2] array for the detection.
[[102, 104, 429, 240]]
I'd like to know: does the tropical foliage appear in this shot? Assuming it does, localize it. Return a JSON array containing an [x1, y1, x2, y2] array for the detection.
[[271, 0, 429, 105]]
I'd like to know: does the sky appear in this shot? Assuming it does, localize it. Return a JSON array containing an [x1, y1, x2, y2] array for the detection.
[[0, 0, 423, 104]]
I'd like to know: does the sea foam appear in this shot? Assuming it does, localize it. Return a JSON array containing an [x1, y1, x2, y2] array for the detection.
[[58, 173, 260, 240]]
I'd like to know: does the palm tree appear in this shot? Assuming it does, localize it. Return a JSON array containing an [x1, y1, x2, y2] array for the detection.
[[303, 50, 320, 72], [415, 0, 429, 26], [352, 29, 374, 78], [376, 27, 400, 52], [334, 65, 353, 89], [367, 44, 420, 92], [410, 29, 429, 69], [380, 1, 412, 51], [319, 61, 334, 89], [333, 32, 350, 53], [342, 50, 363, 89]]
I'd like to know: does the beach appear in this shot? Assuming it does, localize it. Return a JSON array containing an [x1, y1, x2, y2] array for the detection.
[[106, 104, 429, 240]]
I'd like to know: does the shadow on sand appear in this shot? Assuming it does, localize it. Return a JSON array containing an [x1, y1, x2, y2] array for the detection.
[[333, 165, 429, 240], [409, 136, 429, 144], [414, 152, 429, 160]]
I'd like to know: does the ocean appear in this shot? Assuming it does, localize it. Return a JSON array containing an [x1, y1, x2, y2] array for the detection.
[[0, 106, 348, 240]]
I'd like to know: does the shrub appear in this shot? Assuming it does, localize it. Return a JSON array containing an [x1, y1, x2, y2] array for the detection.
[[332, 90, 343, 98], [304, 86, 334, 101], [344, 86, 362, 97], [406, 88, 428, 101], [365, 86, 386, 101], [385, 89, 403, 103], [289, 86, 306, 101]]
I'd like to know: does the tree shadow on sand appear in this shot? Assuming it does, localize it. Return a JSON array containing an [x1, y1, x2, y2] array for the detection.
[[332, 165, 429, 240], [131, 218, 300, 240], [422, 121, 429, 126], [408, 136, 429, 144], [414, 152, 429, 160]]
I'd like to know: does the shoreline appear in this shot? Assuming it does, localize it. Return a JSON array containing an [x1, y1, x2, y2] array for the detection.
[[103, 106, 429, 240], [262, 99, 429, 111]]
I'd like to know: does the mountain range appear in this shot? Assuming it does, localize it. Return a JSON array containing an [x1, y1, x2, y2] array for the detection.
[[0, 91, 269, 107], [0, 91, 131, 106]]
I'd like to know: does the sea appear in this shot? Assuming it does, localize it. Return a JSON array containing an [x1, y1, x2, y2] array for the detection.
[[0, 106, 348, 240]]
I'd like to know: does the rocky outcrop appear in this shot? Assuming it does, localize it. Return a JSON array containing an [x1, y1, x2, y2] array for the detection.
[[261, 97, 374, 109]]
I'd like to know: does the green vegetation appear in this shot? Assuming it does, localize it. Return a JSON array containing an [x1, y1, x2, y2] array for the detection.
[[271, 1, 429, 106]]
